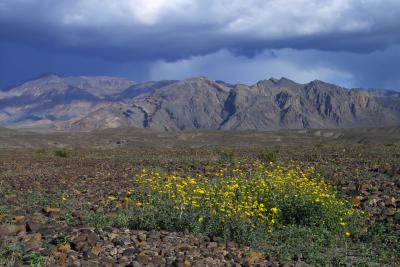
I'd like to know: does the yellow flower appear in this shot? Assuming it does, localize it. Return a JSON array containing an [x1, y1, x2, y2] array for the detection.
[[271, 207, 279, 213], [345, 231, 351, 237], [107, 195, 116, 201], [131, 160, 358, 236], [194, 188, 205, 194]]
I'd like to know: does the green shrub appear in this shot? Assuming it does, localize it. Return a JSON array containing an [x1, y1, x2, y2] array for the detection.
[[216, 149, 235, 164], [54, 149, 68, 158], [257, 150, 276, 163], [34, 149, 47, 156]]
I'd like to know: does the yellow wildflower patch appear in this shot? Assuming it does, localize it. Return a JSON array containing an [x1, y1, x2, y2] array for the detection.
[[130, 162, 357, 234]]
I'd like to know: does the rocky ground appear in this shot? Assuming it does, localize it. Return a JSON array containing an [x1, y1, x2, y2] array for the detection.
[[0, 144, 399, 266], [1, 218, 278, 266]]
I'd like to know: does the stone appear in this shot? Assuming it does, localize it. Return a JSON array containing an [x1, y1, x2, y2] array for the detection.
[[118, 256, 130, 264], [207, 242, 218, 249], [138, 232, 147, 242], [246, 251, 263, 265], [70, 240, 89, 252], [112, 238, 125, 246], [13, 215, 26, 222], [0, 224, 26, 237], [52, 251, 68, 265], [82, 250, 97, 260], [295, 261, 310, 267], [130, 261, 142, 267], [351, 196, 362, 207], [25, 221, 41, 233], [99, 257, 114, 267], [74, 233, 89, 242], [87, 232, 100, 246], [91, 245, 104, 256], [136, 253, 149, 265], [43, 207, 62, 215], [385, 207, 397, 216], [23, 233, 42, 250], [106, 247, 117, 256], [151, 255, 166, 266], [57, 244, 71, 253], [384, 196, 397, 207], [172, 259, 192, 267], [122, 248, 137, 256]]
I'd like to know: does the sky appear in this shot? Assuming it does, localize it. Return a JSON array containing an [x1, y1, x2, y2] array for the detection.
[[1, 0, 400, 90]]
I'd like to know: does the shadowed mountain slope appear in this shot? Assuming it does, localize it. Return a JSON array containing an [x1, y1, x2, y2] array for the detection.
[[1, 75, 399, 131], [0, 74, 135, 129]]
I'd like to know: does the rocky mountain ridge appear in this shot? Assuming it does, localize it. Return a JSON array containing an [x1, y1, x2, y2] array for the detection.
[[0, 74, 399, 131]]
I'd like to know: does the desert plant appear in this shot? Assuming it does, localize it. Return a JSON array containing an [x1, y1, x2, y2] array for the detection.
[[54, 149, 68, 158], [34, 149, 47, 156], [257, 150, 276, 163], [216, 149, 235, 164]]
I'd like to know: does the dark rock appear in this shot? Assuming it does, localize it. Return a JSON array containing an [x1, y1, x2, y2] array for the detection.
[[25, 221, 41, 233], [87, 232, 100, 246], [82, 250, 97, 260], [113, 238, 125, 246], [70, 240, 89, 252], [123, 248, 138, 256]]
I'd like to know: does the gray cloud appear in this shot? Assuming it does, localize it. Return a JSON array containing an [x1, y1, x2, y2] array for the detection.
[[1, 0, 400, 61], [1, 0, 400, 90]]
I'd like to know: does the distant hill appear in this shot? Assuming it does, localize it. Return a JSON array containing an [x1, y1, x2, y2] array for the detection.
[[354, 88, 400, 117], [1, 75, 399, 131], [0, 74, 135, 129]]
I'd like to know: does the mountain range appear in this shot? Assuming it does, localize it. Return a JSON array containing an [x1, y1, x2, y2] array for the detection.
[[0, 74, 399, 131]]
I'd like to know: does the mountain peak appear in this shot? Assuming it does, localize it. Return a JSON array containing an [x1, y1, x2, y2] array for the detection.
[[260, 77, 298, 86], [1, 75, 399, 131], [308, 79, 344, 89], [268, 77, 280, 84], [34, 72, 63, 80], [186, 76, 210, 82]]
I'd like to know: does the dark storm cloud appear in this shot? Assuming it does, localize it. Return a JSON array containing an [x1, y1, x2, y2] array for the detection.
[[0, 41, 150, 89], [1, 0, 400, 61], [1, 0, 400, 90]]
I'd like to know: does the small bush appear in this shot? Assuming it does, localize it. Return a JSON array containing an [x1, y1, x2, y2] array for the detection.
[[257, 150, 276, 163], [34, 148, 47, 156], [54, 149, 68, 158], [216, 149, 235, 164], [22, 251, 45, 266]]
